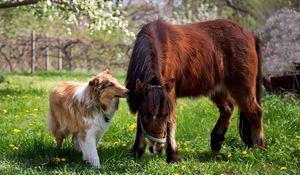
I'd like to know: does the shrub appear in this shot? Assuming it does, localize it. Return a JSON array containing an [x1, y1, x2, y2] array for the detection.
[[258, 8, 300, 75]]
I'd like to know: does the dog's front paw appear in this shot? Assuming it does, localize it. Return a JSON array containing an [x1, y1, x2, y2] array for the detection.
[[88, 158, 101, 169]]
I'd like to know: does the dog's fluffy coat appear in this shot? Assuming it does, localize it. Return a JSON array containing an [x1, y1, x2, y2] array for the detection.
[[47, 69, 128, 168]]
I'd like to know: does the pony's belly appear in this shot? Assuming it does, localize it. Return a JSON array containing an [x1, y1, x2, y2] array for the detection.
[[176, 87, 211, 97], [176, 83, 223, 98]]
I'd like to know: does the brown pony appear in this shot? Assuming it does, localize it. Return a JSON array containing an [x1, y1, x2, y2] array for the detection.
[[125, 19, 266, 163]]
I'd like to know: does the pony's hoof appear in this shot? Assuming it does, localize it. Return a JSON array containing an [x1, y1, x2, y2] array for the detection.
[[166, 153, 180, 163], [211, 143, 222, 152], [251, 136, 267, 149], [211, 133, 225, 152], [131, 148, 145, 158]]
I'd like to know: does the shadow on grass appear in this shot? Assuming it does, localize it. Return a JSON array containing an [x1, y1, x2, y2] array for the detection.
[[8, 136, 152, 173], [7, 135, 250, 173], [181, 136, 246, 163]]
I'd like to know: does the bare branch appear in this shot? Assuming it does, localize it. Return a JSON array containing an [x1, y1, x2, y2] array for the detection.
[[0, 0, 39, 9], [225, 0, 250, 14]]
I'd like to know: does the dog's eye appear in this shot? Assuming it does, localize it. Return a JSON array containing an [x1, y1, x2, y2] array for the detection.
[[105, 83, 113, 87]]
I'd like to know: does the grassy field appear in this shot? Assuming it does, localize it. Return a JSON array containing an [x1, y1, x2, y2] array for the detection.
[[0, 71, 299, 175]]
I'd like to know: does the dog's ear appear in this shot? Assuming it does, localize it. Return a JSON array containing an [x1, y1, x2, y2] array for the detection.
[[105, 68, 112, 75], [89, 77, 99, 86], [165, 78, 175, 92]]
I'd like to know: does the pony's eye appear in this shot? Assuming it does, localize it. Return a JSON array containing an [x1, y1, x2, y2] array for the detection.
[[143, 114, 152, 120]]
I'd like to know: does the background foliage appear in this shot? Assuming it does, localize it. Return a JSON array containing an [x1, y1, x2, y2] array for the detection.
[[0, 0, 299, 74]]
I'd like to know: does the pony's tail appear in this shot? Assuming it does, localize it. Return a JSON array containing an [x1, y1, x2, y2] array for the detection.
[[255, 36, 262, 105], [239, 36, 263, 146]]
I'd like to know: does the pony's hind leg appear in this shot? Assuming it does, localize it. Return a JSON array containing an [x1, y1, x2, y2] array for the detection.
[[238, 98, 265, 148], [228, 86, 265, 148], [210, 94, 234, 152]]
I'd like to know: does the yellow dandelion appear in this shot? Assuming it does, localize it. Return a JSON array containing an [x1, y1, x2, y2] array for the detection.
[[227, 153, 232, 160], [3, 109, 7, 113], [296, 136, 300, 139], [128, 123, 137, 131], [13, 128, 21, 134], [33, 108, 38, 112], [280, 166, 287, 171], [216, 154, 222, 160], [179, 105, 184, 110], [242, 151, 247, 155], [9, 144, 18, 150]]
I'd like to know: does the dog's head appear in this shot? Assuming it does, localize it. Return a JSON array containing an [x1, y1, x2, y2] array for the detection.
[[89, 69, 129, 111]]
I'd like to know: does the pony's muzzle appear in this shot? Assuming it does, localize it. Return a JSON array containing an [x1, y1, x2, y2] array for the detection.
[[148, 141, 164, 154]]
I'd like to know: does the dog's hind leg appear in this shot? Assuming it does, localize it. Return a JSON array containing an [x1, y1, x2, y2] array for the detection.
[[53, 129, 69, 149], [72, 133, 81, 151], [47, 110, 67, 149]]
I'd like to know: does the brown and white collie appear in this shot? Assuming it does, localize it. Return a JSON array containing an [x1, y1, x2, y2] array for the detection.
[[47, 69, 128, 168]]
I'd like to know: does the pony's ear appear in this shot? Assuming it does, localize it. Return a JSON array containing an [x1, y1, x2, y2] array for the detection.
[[145, 84, 152, 93], [136, 79, 143, 90], [165, 78, 175, 92], [89, 77, 99, 86]]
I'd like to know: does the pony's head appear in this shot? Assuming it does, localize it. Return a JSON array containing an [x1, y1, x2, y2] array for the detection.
[[134, 77, 175, 153]]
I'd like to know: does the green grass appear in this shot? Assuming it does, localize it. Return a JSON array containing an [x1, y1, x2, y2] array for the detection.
[[0, 71, 299, 175]]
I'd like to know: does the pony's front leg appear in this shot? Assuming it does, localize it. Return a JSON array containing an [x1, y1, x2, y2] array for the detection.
[[131, 115, 146, 158], [166, 112, 180, 163]]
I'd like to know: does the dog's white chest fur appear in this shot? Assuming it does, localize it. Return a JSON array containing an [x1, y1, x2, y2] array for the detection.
[[83, 98, 118, 143]]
